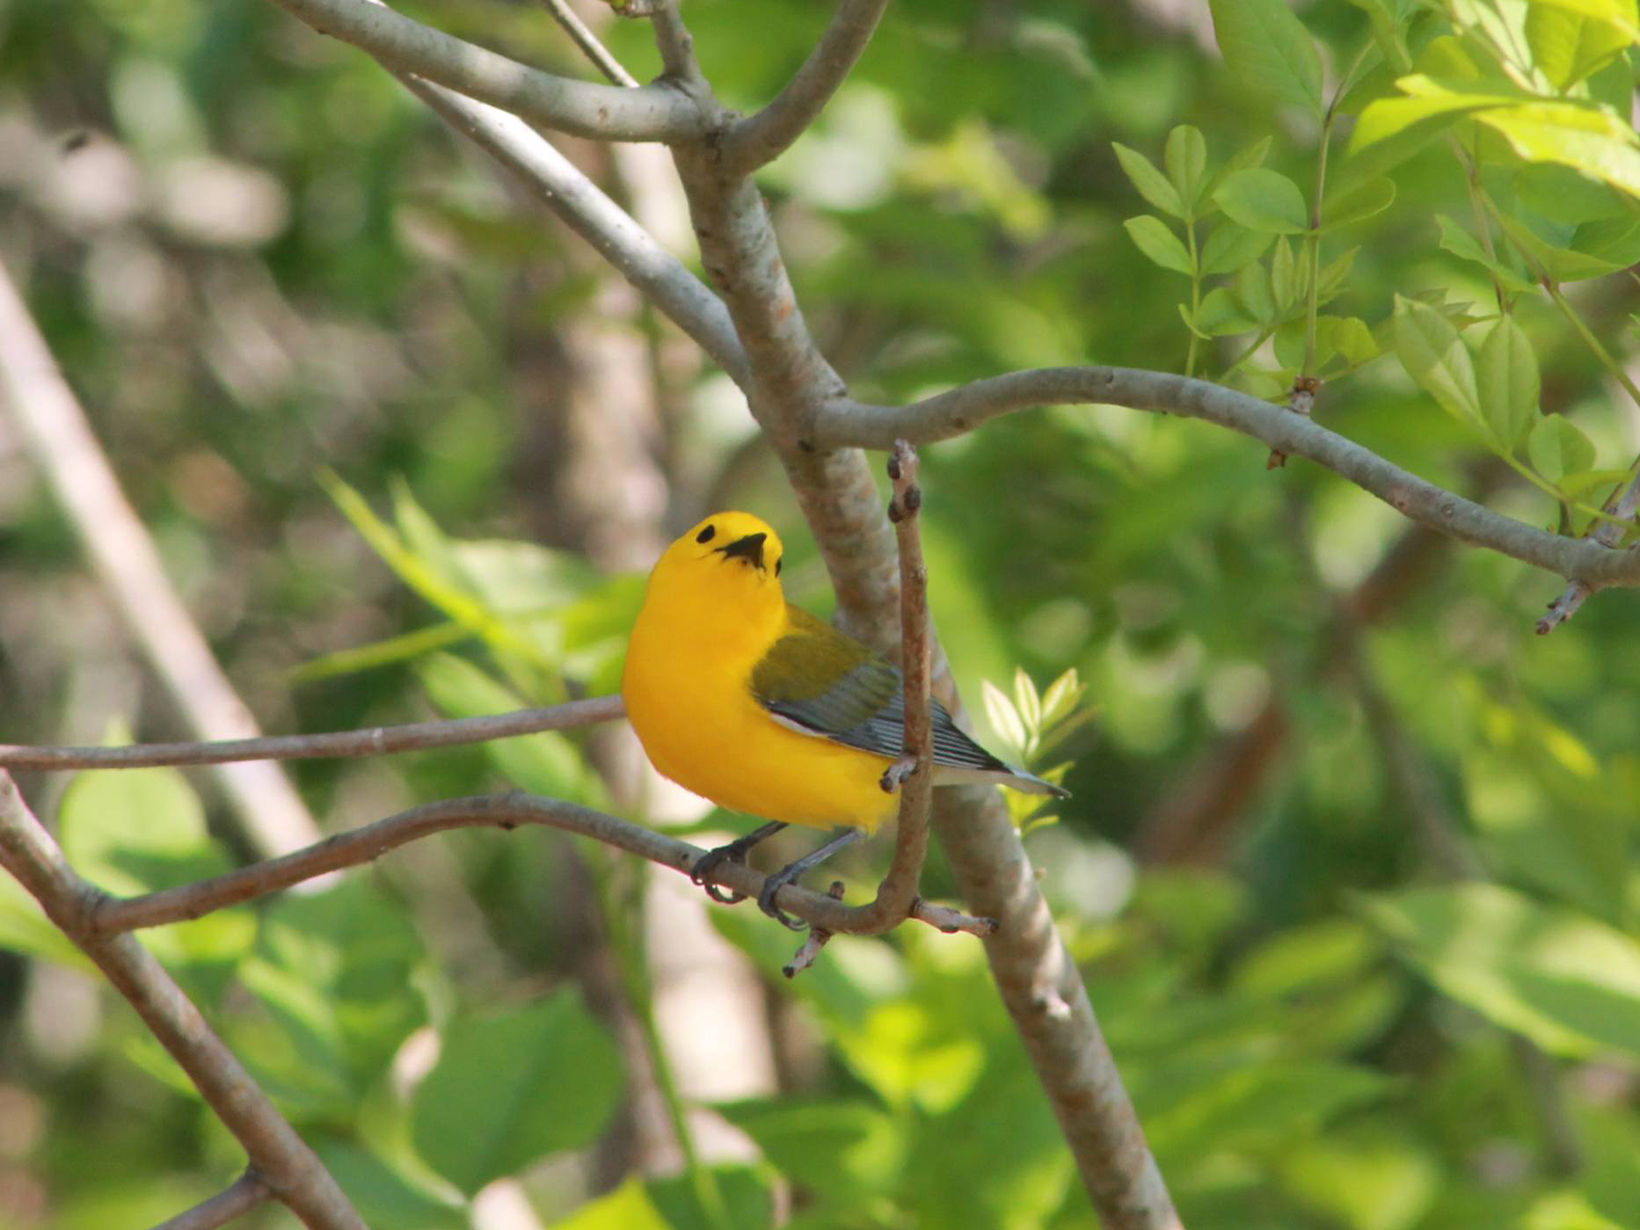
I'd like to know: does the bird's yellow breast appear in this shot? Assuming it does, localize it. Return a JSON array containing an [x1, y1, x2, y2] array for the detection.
[[623, 586, 899, 833]]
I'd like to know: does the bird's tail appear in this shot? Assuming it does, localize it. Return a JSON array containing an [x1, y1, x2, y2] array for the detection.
[[932, 764, 1071, 798]]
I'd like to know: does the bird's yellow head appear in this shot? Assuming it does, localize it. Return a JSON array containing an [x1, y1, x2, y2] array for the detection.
[[642, 511, 788, 641]]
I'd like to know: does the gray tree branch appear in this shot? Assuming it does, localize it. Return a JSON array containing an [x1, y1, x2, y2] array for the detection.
[[0, 695, 626, 771], [0, 773, 362, 1230], [265, 0, 704, 142], [721, 0, 891, 172], [815, 368, 1640, 595], [81, 791, 991, 939]]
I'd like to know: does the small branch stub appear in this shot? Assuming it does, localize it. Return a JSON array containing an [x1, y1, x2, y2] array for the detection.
[[1268, 374, 1321, 470]]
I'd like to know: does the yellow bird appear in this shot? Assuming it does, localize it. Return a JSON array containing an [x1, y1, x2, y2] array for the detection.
[[623, 511, 1066, 921]]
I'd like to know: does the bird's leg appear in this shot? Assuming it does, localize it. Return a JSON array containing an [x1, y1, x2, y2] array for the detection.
[[691, 820, 788, 904], [758, 828, 865, 930]]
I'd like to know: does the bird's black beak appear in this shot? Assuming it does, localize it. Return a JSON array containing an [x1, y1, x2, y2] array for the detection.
[[719, 531, 767, 570]]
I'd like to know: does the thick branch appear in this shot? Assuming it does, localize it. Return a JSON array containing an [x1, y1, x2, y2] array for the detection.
[[0, 773, 362, 1230], [0, 260, 319, 858], [264, 0, 704, 142], [816, 368, 1640, 591], [84, 791, 991, 938], [1537, 471, 1640, 632], [835, 441, 937, 933], [0, 695, 625, 771], [151, 1172, 272, 1230], [720, 0, 890, 172], [398, 77, 750, 387]]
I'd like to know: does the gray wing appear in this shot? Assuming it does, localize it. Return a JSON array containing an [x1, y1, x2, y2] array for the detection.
[[756, 660, 1018, 776]]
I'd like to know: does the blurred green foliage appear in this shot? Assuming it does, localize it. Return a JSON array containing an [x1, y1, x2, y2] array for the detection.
[[2, 0, 1639, 1227]]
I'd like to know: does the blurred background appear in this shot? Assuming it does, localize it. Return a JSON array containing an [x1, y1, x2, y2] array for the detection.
[[0, 0, 1637, 1227]]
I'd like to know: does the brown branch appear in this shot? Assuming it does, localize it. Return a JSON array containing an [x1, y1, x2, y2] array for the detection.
[[0, 695, 626, 771], [828, 441, 942, 935], [815, 369, 1640, 597], [150, 1172, 272, 1230], [720, 0, 890, 173], [84, 791, 993, 939], [0, 259, 319, 858], [262, 0, 703, 142], [0, 773, 362, 1230]]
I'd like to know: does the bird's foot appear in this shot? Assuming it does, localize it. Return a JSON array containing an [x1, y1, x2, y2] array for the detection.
[[691, 821, 788, 905], [757, 863, 810, 931], [879, 755, 919, 793]]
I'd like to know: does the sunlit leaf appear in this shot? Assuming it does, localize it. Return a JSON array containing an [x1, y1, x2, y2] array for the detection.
[[1123, 215, 1194, 274], [1112, 143, 1183, 218]]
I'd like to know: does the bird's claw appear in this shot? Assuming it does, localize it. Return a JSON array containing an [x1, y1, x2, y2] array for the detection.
[[691, 843, 749, 905], [757, 869, 809, 931], [879, 755, 919, 794]]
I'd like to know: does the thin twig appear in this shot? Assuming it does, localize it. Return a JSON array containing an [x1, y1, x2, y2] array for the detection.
[[0, 773, 363, 1230], [720, 0, 890, 172], [150, 1172, 272, 1230], [82, 791, 995, 938], [784, 881, 844, 978], [829, 441, 938, 936], [0, 260, 319, 858], [1537, 472, 1640, 633], [0, 695, 626, 771], [538, 0, 638, 87], [816, 370, 1640, 597], [262, 0, 702, 142]]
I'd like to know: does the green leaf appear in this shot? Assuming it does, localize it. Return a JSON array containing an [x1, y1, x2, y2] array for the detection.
[[1525, 2, 1634, 89], [314, 1137, 465, 1230], [1013, 666, 1042, 734], [1477, 102, 1640, 201], [982, 678, 1028, 755], [1435, 215, 1538, 293], [1270, 236, 1297, 312], [549, 1180, 672, 1230], [648, 1167, 772, 1230], [1194, 286, 1261, 336], [1362, 883, 1640, 1061], [1213, 167, 1309, 234], [1317, 315, 1380, 366], [1200, 221, 1274, 275], [1122, 215, 1194, 274], [1164, 125, 1208, 216], [1234, 260, 1277, 325], [1112, 143, 1183, 218], [716, 1098, 904, 1198], [1391, 294, 1483, 429], [1351, 74, 1523, 151], [1527, 0, 1640, 43], [1200, 135, 1274, 209], [1321, 175, 1397, 231], [411, 992, 623, 1195], [0, 872, 90, 970], [58, 759, 253, 989], [417, 653, 600, 804], [237, 879, 429, 1108], [1529, 415, 1598, 481], [1476, 317, 1541, 450], [1208, 0, 1325, 115]]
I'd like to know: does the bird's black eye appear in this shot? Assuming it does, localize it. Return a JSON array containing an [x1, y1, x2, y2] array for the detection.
[[696, 524, 715, 544], [775, 558, 782, 576]]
